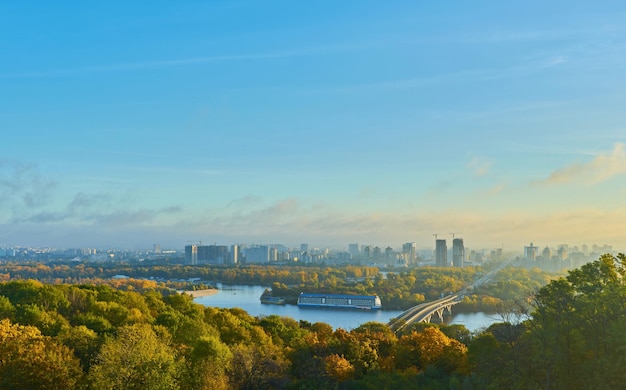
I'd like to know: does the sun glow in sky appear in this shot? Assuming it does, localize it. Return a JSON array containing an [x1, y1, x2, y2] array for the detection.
[[1, 1, 626, 250]]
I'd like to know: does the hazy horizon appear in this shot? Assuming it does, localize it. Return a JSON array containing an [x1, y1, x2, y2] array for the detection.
[[2, 1, 625, 251]]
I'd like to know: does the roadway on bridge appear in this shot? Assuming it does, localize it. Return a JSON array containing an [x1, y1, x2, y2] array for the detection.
[[388, 258, 514, 332]]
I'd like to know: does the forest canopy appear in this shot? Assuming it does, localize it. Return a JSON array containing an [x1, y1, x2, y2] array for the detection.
[[0, 254, 623, 389]]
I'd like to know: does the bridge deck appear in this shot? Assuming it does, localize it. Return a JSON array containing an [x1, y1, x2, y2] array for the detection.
[[389, 294, 461, 332]]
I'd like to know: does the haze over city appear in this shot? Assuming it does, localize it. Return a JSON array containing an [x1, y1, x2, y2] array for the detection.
[[2, 1, 626, 250]]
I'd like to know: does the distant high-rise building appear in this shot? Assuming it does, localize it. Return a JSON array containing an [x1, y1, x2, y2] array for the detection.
[[153, 244, 161, 254], [3, 248, 16, 257], [231, 245, 240, 264], [524, 243, 538, 260], [590, 244, 612, 254], [277, 251, 291, 262], [542, 246, 552, 260], [436, 239, 447, 267], [402, 242, 417, 265], [348, 243, 360, 258], [300, 243, 309, 253], [557, 246, 568, 260], [452, 238, 464, 267], [209, 245, 228, 263], [246, 246, 270, 263], [184, 244, 228, 264], [185, 244, 198, 265], [337, 251, 352, 261]]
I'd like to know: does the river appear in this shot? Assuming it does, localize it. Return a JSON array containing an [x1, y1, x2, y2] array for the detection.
[[195, 284, 499, 332]]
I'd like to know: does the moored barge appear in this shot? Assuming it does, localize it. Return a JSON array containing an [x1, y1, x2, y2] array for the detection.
[[297, 293, 382, 310]]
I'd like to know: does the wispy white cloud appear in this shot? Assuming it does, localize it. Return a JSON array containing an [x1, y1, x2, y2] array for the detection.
[[0, 42, 371, 80], [486, 182, 506, 195], [211, 197, 299, 228], [448, 25, 625, 45], [534, 142, 626, 186], [0, 54, 281, 79], [6, 189, 626, 250], [467, 157, 492, 177], [181, 199, 626, 249], [539, 55, 568, 68], [307, 55, 569, 94], [225, 195, 263, 209], [0, 161, 56, 212], [16, 204, 182, 226], [11, 189, 182, 228], [50, 27, 581, 80]]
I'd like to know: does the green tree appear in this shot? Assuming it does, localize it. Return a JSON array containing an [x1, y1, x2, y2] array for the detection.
[[324, 354, 355, 382], [0, 319, 83, 389], [395, 326, 467, 374], [88, 323, 180, 390], [181, 335, 232, 390], [0, 295, 16, 320], [15, 303, 70, 336], [58, 325, 102, 372], [228, 343, 289, 390], [528, 254, 626, 389], [259, 315, 309, 348]]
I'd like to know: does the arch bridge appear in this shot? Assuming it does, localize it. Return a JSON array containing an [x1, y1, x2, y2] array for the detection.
[[388, 293, 462, 333]]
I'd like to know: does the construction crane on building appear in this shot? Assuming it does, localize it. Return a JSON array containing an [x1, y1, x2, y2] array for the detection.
[[449, 233, 462, 239], [432, 233, 446, 240]]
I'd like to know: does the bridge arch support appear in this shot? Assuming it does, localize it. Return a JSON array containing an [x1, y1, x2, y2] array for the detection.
[[419, 300, 458, 324]]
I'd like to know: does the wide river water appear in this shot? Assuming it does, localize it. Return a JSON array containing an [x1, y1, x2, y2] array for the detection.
[[195, 284, 500, 332]]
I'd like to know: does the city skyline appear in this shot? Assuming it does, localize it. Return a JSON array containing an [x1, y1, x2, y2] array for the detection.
[[2, 2, 626, 250], [1, 239, 613, 280], [1, 238, 612, 253]]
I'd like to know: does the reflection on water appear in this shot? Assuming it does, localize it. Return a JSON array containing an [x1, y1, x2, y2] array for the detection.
[[443, 312, 500, 332], [195, 284, 498, 332]]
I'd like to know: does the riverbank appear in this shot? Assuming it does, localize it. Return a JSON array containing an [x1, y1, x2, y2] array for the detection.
[[179, 289, 219, 298]]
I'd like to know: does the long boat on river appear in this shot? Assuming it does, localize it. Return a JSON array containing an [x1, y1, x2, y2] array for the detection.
[[297, 292, 382, 310]]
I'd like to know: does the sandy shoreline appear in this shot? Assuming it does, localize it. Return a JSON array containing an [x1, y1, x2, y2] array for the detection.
[[178, 289, 220, 298]]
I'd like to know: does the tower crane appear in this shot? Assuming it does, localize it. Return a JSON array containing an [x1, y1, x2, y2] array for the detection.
[[449, 233, 462, 239]]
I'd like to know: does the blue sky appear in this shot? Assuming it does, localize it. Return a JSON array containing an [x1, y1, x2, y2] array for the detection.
[[1, 1, 626, 251]]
